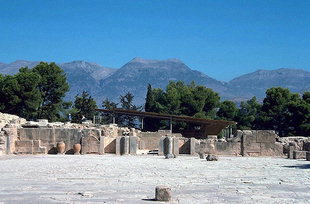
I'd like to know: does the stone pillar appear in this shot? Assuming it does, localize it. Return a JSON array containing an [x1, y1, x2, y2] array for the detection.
[[173, 137, 179, 156], [129, 136, 138, 155], [158, 136, 165, 156], [288, 145, 294, 159], [190, 137, 196, 156], [99, 136, 105, 155], [120, 136, 129, 155], [115, 136, 121, 155], [164, 136, 173, 158]]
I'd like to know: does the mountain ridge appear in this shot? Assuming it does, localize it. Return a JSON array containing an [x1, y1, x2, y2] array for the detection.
[[0, 58, 309, 104]]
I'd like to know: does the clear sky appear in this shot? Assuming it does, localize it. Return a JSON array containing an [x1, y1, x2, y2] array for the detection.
[[0, 0, 309, 81]]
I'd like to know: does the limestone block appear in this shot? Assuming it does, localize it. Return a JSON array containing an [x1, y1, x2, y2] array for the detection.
[[293, 150, 307, 159], [103, 137, 116, 153], [129, 136, 138, 155], [138, 140, 145, 150], [120, 136, 129, 155], [288, 145, 294, 159], [304, 142, 310, 151], [155, 186, 172, 201], [15, 140, 33, 154], [306, 152, 310, 161], [260, 143, 284, 157], [158, 137, 165, 156], [255, 130, 276, 143], [115, 137, 121, 155], [173, 137, 179, 156], [99, 136, 105, 155], [246, 143, 261, 153], [190, 138, 196, 155]]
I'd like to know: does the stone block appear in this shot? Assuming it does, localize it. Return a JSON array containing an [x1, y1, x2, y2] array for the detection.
[[293, 150, 307, 159], [104, 137, 116, 153], [246, 143, 261, 153], [99, 136, 105, 155], [288, 146, 294, 159], [260, 143, 284, 157], [190, 138, 196, 155], [129, 136, 138, 155], [306, 152, 310, 161], [158, 137, 165, 156], [138, 140, 145, 150], [120, 136, 129, 155], [115, 137, 121, 155], [173, 137, 179, 156], [15, 140, 33, 154], [155, 186, 171, 201], [256, 130, 276, 143]]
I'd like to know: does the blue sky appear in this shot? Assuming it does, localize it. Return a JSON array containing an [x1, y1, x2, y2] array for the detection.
[[0, 0, 309, 81]]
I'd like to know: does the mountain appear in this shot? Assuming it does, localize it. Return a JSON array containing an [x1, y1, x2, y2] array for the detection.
[[0, 59, 310, 105], [226, 68, 310, 101], [0, 60, 117, 101], [96, 58, 227, 104], [58, 61, 117, 100]]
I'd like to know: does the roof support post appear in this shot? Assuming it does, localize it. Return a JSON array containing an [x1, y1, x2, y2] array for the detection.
[[170, 117, 172, 134]]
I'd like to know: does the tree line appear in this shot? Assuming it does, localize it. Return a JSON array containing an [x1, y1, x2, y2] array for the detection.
[[0, 62, 309, 136], [144, 81, 310, 136]]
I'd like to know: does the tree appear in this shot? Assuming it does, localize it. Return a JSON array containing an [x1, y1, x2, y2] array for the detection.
[[101, 98, 119, 124], [33, 62, 69, 121], [258, 87, 299, 136], [119, 92, 142, 127], [143, 81, 221, 131], [72, 91, 97, 123], [217, 100, 238, 121], [235, 96, 262, 130], [0, 68, 41, 120], [145, 84, 155, 112], [286, 92, 310, 136]]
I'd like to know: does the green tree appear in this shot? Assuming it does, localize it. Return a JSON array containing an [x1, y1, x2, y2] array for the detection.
[[72, 91, 97, 123], [0, 68, 41, 120], [235, 96, 262, 130], [286, 92, 310, 136], [33, 62, 69, 121], [217, 100, 238, 121], [119, 92, 142, 127], [258, 87, 299, 136]]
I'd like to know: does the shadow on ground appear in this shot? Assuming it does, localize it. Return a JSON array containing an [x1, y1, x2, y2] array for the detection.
[[283, 164, 310, 169]]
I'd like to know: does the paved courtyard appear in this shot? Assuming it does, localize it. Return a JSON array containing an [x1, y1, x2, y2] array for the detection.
[[0, 155, 309, 204]]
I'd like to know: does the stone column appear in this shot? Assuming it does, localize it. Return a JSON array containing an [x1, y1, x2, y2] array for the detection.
[[115, 136, 121, 155], [129, 136, 138, 155], [190, 137, 196, 156], [164, 136, 174, 158], [99, 136, 105, 155], [158, 136, 165, 156]]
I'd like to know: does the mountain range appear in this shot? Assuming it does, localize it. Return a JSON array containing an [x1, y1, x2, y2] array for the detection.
[[0, 58, 309, 105]]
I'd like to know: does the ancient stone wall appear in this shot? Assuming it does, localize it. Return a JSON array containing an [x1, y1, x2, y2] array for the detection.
[[241, 130, 283, 157]]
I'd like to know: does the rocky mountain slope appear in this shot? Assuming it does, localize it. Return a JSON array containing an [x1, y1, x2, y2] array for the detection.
[[0, 59, 309, 105]]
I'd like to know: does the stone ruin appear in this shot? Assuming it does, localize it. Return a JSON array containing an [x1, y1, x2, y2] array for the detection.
[[0, 112, 309, 160]]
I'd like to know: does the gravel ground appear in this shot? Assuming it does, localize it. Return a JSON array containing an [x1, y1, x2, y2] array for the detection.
[[0, 155, 309, 204]]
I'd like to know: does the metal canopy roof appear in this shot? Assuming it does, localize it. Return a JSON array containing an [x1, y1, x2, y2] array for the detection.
[[96, 108, 235, 136]]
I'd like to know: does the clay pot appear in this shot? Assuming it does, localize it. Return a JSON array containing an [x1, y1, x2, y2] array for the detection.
[[73, 144, 81, 155], [56, 142, 66, 154]]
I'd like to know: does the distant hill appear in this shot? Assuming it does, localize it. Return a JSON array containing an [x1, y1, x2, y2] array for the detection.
[[226, 68, 310, 101], [96, 58, 227, 104], [0, 58, 309, 105]]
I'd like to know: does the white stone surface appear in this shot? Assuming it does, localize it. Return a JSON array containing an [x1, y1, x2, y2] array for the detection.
[[0, 155, 309, 203]]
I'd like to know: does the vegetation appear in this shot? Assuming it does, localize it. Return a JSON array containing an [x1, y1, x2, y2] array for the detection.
[[0, 62, 69, 121], [144, 81, 310, 136], [72, 91, 98, 123], [0, 63, 309, 137], [102, 92, 142, 128]]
